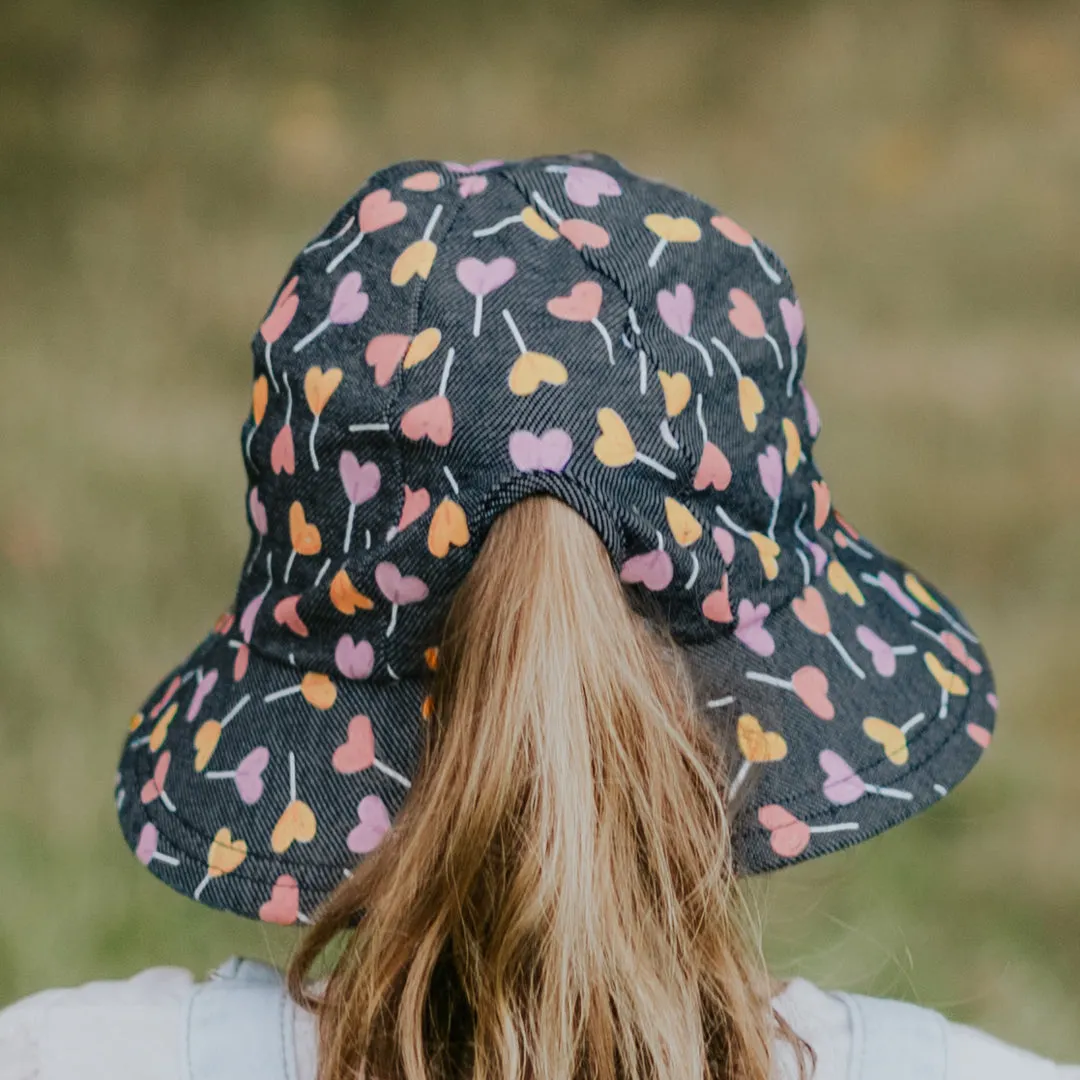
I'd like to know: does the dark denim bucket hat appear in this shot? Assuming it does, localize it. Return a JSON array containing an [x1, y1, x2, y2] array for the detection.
[[115, 152, 997, 923]]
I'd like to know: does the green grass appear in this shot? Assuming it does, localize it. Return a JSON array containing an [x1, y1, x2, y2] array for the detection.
[[1, 0, 1078, 1060]]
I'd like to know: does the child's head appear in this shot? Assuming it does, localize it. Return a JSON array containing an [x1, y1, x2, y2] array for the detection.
[[115, 151, 996, 1078]]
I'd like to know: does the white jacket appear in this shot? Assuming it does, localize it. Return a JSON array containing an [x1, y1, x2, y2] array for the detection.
[[0, 956, 1076, 1080]]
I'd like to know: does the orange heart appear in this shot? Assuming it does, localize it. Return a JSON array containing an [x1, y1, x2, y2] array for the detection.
[[738, 377, 765, 432], [424, 646, 439, 671], [792, 585, 831, 636], [428, 498, 469, 558], [300, 672, 337, 710], [782, 418, 801, 475], [737, 714, 788, 763], [149, 703, 177, 753], [252, 376, 269, 426], [402, 170, 441, 192], [271, 799, 317, 854], [403, 327, 442, 369], [812, 480, 831, 530], [304, 367, 343, 416], [289, 502, 322, 556], [701, 574, 733, 622], [208, 827, 248, 878], [193, 720, 222, 772], [330, 568, 374, 615], [358, 188, 407, 233]]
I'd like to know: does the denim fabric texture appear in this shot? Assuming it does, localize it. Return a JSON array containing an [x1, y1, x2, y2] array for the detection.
[[115, 152, 997, 922]]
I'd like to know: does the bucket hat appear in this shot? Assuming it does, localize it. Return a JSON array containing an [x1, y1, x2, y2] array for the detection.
[[116, 151, 997, 923]]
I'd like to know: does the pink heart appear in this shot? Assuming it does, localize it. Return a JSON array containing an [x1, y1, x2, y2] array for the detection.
[[735, 600, 775, 657], [233, 643, 250, 682], [702, 575, 733, 623], [758, 804, 811, 858], [375, 562, 429, 605], [234, 746, 270, 805], [339, 452, 381, 506], [366, 334, 410, 387], [136, 822, 160, 865], [273, 595, 309, 637], [347, 794, 391, 853], [508, 429, 573, 472], [329, 272, 370, 325], [563, 166, 622, 207], [855, 625, 897, 677], [457, 175, 488, 197], [657, 283, 695, 338], [259, 874, 300, 925], [270, 424, 295, 475], [693, 442, 732, 492], [332, 714, 375, 774], [546, 281, 602, 322], [150, 675, 181, 719], [712, 526, 736, 565], [335, 635, 374, 680], [455, 256, 516, 298], [358, 188, 407, 233], [941, 631, 983, 674], [728, 288, 766, 339], [400, 396, 453, 446], [186, 669, 218, 722], [248, 488, 268, 535], [967, 723, 992, 749], [260, 276, 299, 344], [801, 385, 821, 438], [395, 485, 430, 533], [791, 666, 834, 720], [445, 159, 503, 173], [140, 752, 170, 805], [757, 445, 783, 501], [559, 219, 610, 250], [239, 593, 265, 643], [619, 550, 673, 592], [819, 749, 865, 805], [779, 296, 804, 347]]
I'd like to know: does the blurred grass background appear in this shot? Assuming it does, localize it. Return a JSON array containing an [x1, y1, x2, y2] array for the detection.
[[1, 0, 1079, 1059]]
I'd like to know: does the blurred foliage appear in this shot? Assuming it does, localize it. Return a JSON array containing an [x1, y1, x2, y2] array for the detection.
[[1, 0, 1078, 1060]]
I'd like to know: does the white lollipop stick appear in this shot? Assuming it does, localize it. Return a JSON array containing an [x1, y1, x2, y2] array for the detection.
[[839, 535, 873, 558], [809, 822, 859, 836], [438, 348, 455, 398], [745, 672, 795, 691], [150, 850, 180, 867], [938, 606, 979, 644], [313, 559, 331, 589], [473, 214, 524, 237], [795, 547, 812, 586], [159, 790, 176, 813], [325, 230, 364, 274], [901, 711, 926, 734], [647, 237, 668, 268], [826, 633, 866, 679], [193, 873, 213, 902], [659, 420, 679, 451], [284, 549, 297, 584], [634, 451, 676, 479], [749, 241, 782, 284], [593, 318, 614, 364], [263, 340, 280, 393], [348, 422, 391, 433], [372, 758, 412, 789], [707, 695, 735, 709], [767, 495, 781, 540], [302, 217, 353, 254], [386, 603, 399, 637], [938, 685, 950, 720], [864, 783, 913, 801], [715, 505, 752, 541], [684, 334, 714, 377], [443, 465, 459, 494], [728, 761, 753, 799], [638, 350, 648, 394], [292, 316, 332, 353], [763, 330, 784, 371], [472, 295, 484, 338], [709, 337, 743, 379], [684, 551, 700, 591], [531, 191, 562, 225], [264, 684, 303, 704], [308, 416, 322, 471], [344, 504, 356, 554], [785, 352, 798, 398], [502, 308, 527, 354], [244, 535, 263, 578], [221, 695, 251, 729], [422, 205, 442, 240]]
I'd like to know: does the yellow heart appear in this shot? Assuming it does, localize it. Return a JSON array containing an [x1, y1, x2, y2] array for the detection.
[[737, 714, 788, 763], [428, 498, 470, 558], [271, 799, 317, 854], [304, 367, 343, 416], [193, 720, 222, 772], [827, 559, 865, 606], [128, 712, 144, 733], [664, 497, 702, 547], [782, 418, 801, 476], [593, 408, 636, 467], [924, 652, 968, 696], [657, 370, 692, 417], [149, 703, 177, 754], [750, 532, 781, 581], [208, 827, 248, 878], [424, 646, 439, 671], [905, 572, 941, 613], [644, 213, 701, 244], [863, 717, 909, 766], [391, 239, 437, 286], [252, 376, 269, 427], [329, 569, 374, 615], [300, 672, 337, 711], [738, 377, 765, 432], [508, 351, 568, 396], [521, 206, 559, 240], [403, 327, 442, 369]]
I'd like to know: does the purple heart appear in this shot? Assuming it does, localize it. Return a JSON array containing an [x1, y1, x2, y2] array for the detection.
[[563, 166, 622, 207], [234, 746, 270, 805], [779, 296, 805, 346], [329, 271, 370, 325], [347, 794, 391, 853], [445, 159, 503, 173], [136, 822, 159, 865], [855, 625, 896, 676], [339, 452, 381, 506], [374, 561, 429, 605], [456, 257, 516, 298], [735, 600, 775, 657], [248, 488, 268, 535], [239, 593, 264, 643], [801, 385, 821, 438], [712, 526, 736, 565], [757, 445, 784, 501], [819, 750, 866, 805], [458, 175, 487, 197], [876, 572, 921, 617], [619, 550, 673, 592], [335, 635, 375, 680], [808, 539, 828, 576], [657, 283, 695, 338], [508, 429, 573, 473], [186, 669, 218, 723]]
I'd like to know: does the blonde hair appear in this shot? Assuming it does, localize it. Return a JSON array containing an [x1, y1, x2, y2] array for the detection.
[[288, 495, 807, 1080]]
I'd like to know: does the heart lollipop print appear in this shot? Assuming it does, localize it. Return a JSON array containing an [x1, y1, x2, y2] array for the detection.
[[827, 559, 866, 606], [375, 561, 429, 637], [710, 216, 782, 284], [904, 572, 978, 643], [502, 309, 568, 395], [855, 625, 917, 677], [692, 395, 732, 491], [791, 586, 866, 678], [658, 371, 692, 418], [339, 453, 380, 554], [245, 376, 270, 466], [392, 204, 444, 286], [400, 348, 456, 446], [139, 751, 175, 811], [292, 272, 369, 353], [709, 335, 764, 431], [192, 694, 252, 772], [714, 504, 781, 581], [263, 671, 337, 711], [728, 289, 784, 372], [819, 749, 913, 806], [240, 553, 273, 643], [911, 620, 984, 675], [758, 804, 858, 859], [546, 282, 613, 365], [645, 214, 701, 268], [330, 568, 375, 615], [782, 418, 802, 476], [303, 367, 343, 470], [285, 501, 322, 583], [746, 664, 835, 720], [205, 745, 270, 805], [270, 373, 296, 475], [593, 408, 676, 478], [385, 485, 431, 542], [860, 570, 921, 617], [778, 297, 804, 397], [332, 714, 413, 788], [924, 651, 969, 719], [271, 752, 318, 854], [701, 573, 733, 623], [728, 713, 788, 798], [473, 204, 559, 242], [347, 793, 392, 854], [259, 874, 306, 926], [244, 487, 269, 576], [259, 275, 299, 391], [544, 163, 622, 207], [366, 334, 409, 388], [192, 827, 248, 901], [735, 600, 775, 657], [428, 498, 469, 558], [620, 528, 675, 592], [862, 712, 927, 766], [657, 284, 713, 377], [508, 429, 573, 473], [185, 668, 218, 723], [456, 258, 516, 336], [324, 189, 407, 274], [135, 823, 180, 869], [758, 445, 784, 537]]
